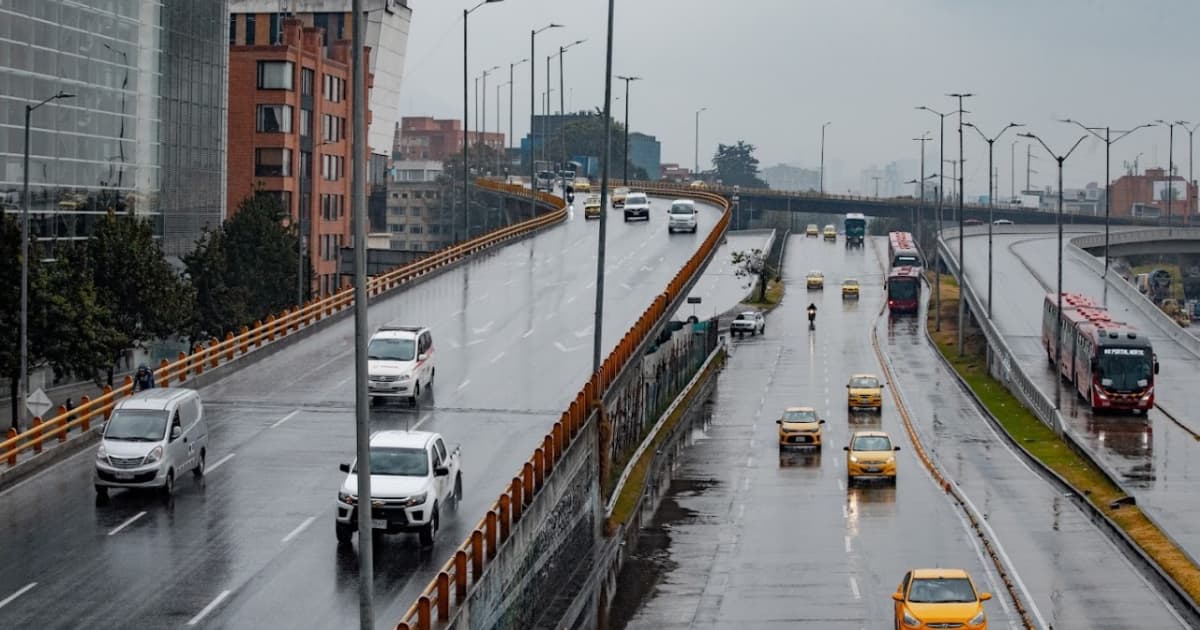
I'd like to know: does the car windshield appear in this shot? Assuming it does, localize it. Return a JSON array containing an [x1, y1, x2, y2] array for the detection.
[[809, 271, 822, 277], [843, 280, 858, 286], [1097, 348, 1154, 391], [357, 447, 430, 476], [670, 204, 693, 214], [104, 409, 169, 442], [852, 435, 892, 451], [782, 410, 817, 422], [907, 577, 977, 604], [850, 377, 879, 388], [368, 337, 416, 361], [627, 195, 647, 204], [889, 280, 918, 300]]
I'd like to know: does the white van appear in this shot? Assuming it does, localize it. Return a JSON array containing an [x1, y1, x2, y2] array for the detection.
[[668, 199, 698, 234], [95, 387, 209, 500]]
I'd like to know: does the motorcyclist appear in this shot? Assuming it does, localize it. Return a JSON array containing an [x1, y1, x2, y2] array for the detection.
[[133, 364, 155, 392], [807, 303, 817, 328]]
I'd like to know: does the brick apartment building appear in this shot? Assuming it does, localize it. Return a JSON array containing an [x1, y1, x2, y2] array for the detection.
[[1109, 167, 1197, 221], [228, 16, 372, 298], [397, 116, 503, 161]]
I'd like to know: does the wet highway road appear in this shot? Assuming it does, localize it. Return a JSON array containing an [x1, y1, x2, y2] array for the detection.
[[674, 230, 775, 321], [0, 196, 722, 629], [948, 230, 1200, 559], [623, 235, 1025, 629]]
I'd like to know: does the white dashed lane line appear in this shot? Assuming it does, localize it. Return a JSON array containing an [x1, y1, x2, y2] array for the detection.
[[107, 511, 147, 536]]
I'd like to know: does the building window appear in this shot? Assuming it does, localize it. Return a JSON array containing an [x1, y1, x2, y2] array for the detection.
[[300, 151, 312, 179], [301, 68, 314, 96], [256, 190, 293, 214], [269, 13, 282, 45], [299, 109, 311, 137], [411, 207, 422, 217], [409, 225, 423, 234], [255, 148, 292, 177], [229, 14, 236, 44], [245, 14, 257, 45], [323, 74, 344, 102], [257, 61, 294, 90], [256, 104, 293, 133]]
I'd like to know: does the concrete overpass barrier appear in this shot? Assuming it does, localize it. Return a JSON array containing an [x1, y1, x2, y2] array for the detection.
[[0, 182, 566, 474], [393, 188, 732, 630]]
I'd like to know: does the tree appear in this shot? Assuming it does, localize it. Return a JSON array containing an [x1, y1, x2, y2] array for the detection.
[[538, 108, 640, 178], [713, 141, 768, 188], [83, 211, 193, 383], [0, 215, 120, 428], [184, 192, 301, 339], [731, 248, 773, 303]]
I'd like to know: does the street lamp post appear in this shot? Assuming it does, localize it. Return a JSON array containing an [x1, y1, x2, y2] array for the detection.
[[1020, 131, 1088, 411], [496, 81, 508, 190], [1059, 119, 1154, 305], [964, 121, 1022, 318], [905, 173, 937, 239], [913, 132, 930, 241], [594, 0, 615, 374], [947, 92, 973, 357], [1184, 122, 1200, 226], [530, 23, 564, 220], [481, 65, 500, 158], [917, 105, 951, 332], [819, 121, 831, 195], [1154, 119, 1187, 231], [19, 90, 73, 431], [508, 57, 528, 177], [553, 40, 585, 173], [694, 107, 707, 177], [616, 75, 642, 185], [463, 0, 505, 243]]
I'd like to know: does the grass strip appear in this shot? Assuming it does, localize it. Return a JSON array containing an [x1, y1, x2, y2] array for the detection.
[[605, 350, 726, 534], [925, 273, 1200, 602], [741, 277, 785, 311]]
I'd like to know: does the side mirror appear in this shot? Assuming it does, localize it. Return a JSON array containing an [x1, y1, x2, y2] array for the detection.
[[843, 446, 850, 451], [1154, 361, 1160, 375], [434, 465, 450, 477], [170, 425, 182, 440], [980, 592, 993, 601], [880, 383, 887, 388], [891, 592, 904, 602], [775, 419, 782, 425], [894, 446, 901, 451], [845, 384, 851, 388], [418, 353, 428, 362], [339, 463, 351, 473], [819, 419, 826, 424]]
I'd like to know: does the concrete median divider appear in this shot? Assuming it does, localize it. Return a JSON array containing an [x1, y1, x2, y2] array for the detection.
[[0, 182, 566, 487], [393, 188, 732, 630]]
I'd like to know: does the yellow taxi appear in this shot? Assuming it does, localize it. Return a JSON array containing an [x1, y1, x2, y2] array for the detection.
[[611, 187, 630, 208], [893, 568, 992, 629], [823, 224, 837, 241], [806, 270, 824, 290], [583, 194, 602, 219], [805, 223, 819, 237], [846, 373, 883, 412], [688, 179, 707, 189], [842, 278, 860, 299], [844, 430, 899, 484], [775, 407, 825, 449], [573, 177, 592, 193]]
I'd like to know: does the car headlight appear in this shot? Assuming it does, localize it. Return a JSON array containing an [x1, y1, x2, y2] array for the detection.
[[403, 492, 428, 508], [969, 610, 985, 625], [338, 490, 357, 505], [902, 609, 921, 627], [849, 455, 859, 463], [397, 373, 412, 382], [96, 444, 107, 461], [143, 446, 163, 465]]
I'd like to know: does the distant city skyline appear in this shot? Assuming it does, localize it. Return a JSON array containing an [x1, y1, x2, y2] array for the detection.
[[398, 0, 1200, 197]]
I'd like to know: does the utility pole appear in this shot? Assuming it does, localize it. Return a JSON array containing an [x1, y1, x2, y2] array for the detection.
[[947, 92, 973, 357], [694, 107, 706, 176], [594, 0, 615, 374], [819, 121, 831, 195], [616, 75, 642, 185]]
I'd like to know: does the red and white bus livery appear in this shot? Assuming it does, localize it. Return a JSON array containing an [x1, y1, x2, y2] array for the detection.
[[1042, 293, 1159, 412], [886, 266, 922, 314], [887, 231, 922, 270]]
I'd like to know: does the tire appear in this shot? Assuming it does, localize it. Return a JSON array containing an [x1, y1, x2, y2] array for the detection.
[[94, 485, 109, 503], [451, 474, 463, 511], [419, 507, 439, 547], [193, 450, 206, 479], [161, 470, 175, 499], [846, 474, 854, 487], [410, 383, 421, 407], [750, 329, 756, 337], [889, 475, 897, 486], [667, 227, 673, 234], [336, 522, 354, 545], [623, 215, 629, 222], [428, 368, 435, 390]]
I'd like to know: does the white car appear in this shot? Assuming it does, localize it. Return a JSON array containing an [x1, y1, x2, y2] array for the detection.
[[368, 323, 435, 405], [336, 430, 462, 546], [623, 192, 651, 222], [667, 199, 698, 233], [95, 388, 209, 500], [731, 311, 765, 337]]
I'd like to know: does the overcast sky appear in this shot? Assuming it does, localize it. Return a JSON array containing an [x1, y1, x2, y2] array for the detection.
[[398, 0, 1200, 196]]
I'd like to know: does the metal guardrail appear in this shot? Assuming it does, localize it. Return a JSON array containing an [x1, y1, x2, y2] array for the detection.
[[1, 181, 566, 467], [1071, 227, 1200, 249], [393, 189, 732, 630]]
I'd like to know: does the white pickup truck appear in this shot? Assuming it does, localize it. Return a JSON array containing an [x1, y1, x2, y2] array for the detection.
[[336, 430, 462, 546]]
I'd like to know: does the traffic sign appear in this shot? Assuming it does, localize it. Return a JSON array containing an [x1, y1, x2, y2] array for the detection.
[[26, 388, 52, 418]]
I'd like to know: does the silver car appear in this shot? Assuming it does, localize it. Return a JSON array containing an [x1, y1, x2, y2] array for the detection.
[[95, 387, 209, 500]]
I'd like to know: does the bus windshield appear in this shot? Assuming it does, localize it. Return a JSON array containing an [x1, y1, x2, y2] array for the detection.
[[888, 279, 918, 300], [1097, 348, 1153, 391], [893, 255, 920, 267]]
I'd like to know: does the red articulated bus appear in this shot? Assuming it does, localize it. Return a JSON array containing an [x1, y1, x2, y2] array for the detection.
[[1040, 292, 1096, 358], [886, 266, 922, 314], [1041, 293, 1159, 412], [887, 232, 922, 269]]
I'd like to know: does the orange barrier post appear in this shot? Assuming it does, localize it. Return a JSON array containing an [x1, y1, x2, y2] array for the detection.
[[533, 448, 545, 492], [523, 462, 535, 503], [55, 405, 68, 442], [79, 395, 92, 431], [511, 477, 524, 522], [436, 573, 450, 621], [454, 550, 469, 602], [193, 347, 204, 375], [543, 435, 555, 473], [177, 351, 188, 382], [210, 340, 221, 368], [30, 417, 43, 453], [471, 530, 484, 581], [6, 428, 16, 466], [498, 494, 511, 543], [266, 315, 277, 342], [417, 596, 431, 630], [485, 511, 498, 560], [253, 320, 264, 347]]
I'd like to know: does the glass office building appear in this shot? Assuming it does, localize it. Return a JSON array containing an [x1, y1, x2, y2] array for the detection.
[[0, 0, 228, 256]]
